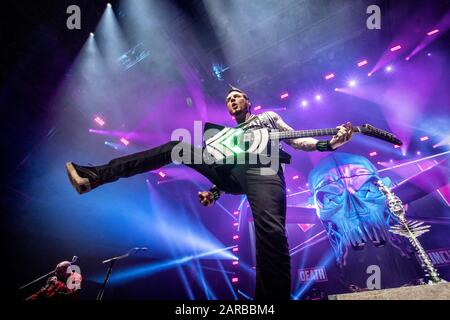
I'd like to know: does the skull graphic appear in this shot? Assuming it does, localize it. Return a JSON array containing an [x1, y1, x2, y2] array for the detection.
[[308, 153, 398, 266]]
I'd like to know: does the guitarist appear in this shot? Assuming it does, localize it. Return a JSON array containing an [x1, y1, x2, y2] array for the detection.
[[66, 86, 353, 300]]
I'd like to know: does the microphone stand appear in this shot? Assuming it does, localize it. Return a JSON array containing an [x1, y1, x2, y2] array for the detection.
[[96, 248, 147, 301]]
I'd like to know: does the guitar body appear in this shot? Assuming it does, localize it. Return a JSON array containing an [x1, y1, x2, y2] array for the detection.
[[204, 122, 290, 166]]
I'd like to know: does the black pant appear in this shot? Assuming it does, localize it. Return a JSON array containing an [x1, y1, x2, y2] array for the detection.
[[94, 141, 291, 300]]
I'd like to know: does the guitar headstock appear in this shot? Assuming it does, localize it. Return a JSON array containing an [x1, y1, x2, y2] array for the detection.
[[360, 124, 403, 146]]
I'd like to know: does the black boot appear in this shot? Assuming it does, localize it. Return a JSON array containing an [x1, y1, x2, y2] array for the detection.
[[66, 162, 101, 194]]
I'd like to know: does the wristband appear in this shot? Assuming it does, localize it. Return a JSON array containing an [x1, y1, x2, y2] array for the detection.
[[209, 186, 221, 200], [316, 140, 335, 152]]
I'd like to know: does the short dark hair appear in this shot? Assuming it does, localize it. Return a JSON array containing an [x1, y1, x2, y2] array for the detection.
[[227, 85, 249, 100]]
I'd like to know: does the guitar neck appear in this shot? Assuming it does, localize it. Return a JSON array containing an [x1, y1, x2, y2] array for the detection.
[[270, 127, 362, 140]]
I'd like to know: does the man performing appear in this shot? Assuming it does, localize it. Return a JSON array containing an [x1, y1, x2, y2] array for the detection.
[[66, 86, 353, 300], [26, 261, 82, 300]]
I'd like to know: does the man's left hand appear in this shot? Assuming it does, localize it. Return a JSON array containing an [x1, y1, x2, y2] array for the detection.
[[329, 122, 353, 150]]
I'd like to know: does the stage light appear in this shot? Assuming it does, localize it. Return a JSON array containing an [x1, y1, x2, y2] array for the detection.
[[389, 159, 393, 163], [417, 151, 421, 155], [369, 151, 377, 157], [233, 211, 239, 216], [292, 175, 299, 180], [231, 277, 239, 283], [390, 45, 402, 52], [402, 152, 407, 156], [280, 93, 289, 99], [232, 247, 239, 252], [315, 94, 321, 101], [120, 138, 129, 146], [254, 105, 262, 111], [420, 136, 429, 141], [368, 72, 372, 77], [385, 65, 393, 72], [325, 73, 335, 80], [107, 3, 112, 7], [158, 171, 166, 178], [348, 80, 357, 87], [394, 145, 401, 149], [232, 261, 239, 266], [90, 33, 94, 37], [233, 222, 239, 227], [94, 116, 105, 126], [357, 60, 368, 67], [427, 29, 439, 36], [405, 56, 411, 61], [301, 100, 308, 107], [334, 88, 339, 92], [233, 235, 239, 240]]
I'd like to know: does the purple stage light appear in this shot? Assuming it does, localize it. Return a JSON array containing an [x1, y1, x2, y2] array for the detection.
[[385, 65, 393, 72], [231, 277, 239, 283], [427, 29, 439, 36], [369, 151, 377, 157], [233, 235, 239, 240], [301, 100, 308, 107], [325, 73, 335, 80], [94, 116, 105, 126], [292, 175, 299, 180], [357, 60, 368, 67], [233, 222, 238, 227], [315, 94, 321, 101], [420, 136, 429, 141], [232, 261, 239, 266], [233, 211, 239, 216], [417, 151, 421, 155], [232, 247, 239, 252], [348, 80, 357, 87], [120, 138, 129, 146], [280, 93, 289, 99], [390, 45, 402, 52], [254, 105, 262, 111], [158, 171, 166, 178]]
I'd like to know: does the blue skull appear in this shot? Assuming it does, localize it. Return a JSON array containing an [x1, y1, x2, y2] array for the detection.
[[308, 153, 396, 266]]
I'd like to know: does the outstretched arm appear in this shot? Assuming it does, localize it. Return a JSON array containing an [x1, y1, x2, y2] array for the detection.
[[268, 112, 319, 151], [267, 111, 353, 151]]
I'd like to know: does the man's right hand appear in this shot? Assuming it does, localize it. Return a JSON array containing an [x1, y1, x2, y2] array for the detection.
[[198, 191, 215, 207]]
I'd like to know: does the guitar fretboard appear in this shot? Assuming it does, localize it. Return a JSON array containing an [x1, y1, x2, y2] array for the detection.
[[269, 127, 362, 140]]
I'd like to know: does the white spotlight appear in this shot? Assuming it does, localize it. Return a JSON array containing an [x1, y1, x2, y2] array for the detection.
[[301, 100, 308, 107], [348, 80, 357, 87], [385, 65, 393, 72], [315, 95, 321, 101], [90, 32, 94, 37], [107, 3, 112, 7]]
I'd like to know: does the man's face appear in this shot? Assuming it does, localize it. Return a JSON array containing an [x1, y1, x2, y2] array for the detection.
[[226, 91, 250, 116]]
